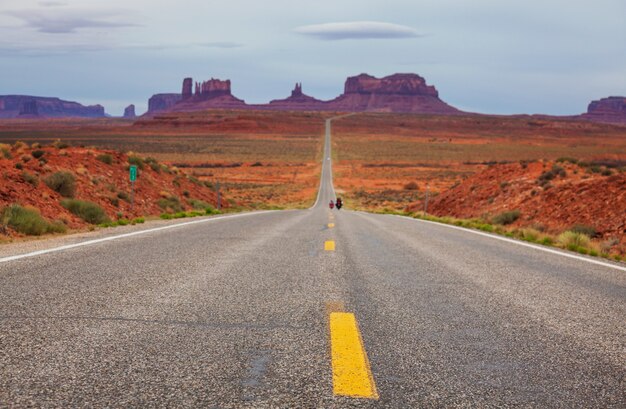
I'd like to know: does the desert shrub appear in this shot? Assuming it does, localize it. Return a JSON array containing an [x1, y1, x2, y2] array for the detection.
[[568, 224, 597, 238], [492, 210, 520, 225], [403, 181, 419, 190], [109, 197, 119, 207], [128, 155, 144, 170], [117, 191, 130, 202], [61, 199, 110, 224], [0, 144, 12, 159], [52, 139, 69, 149], [31, 150, 45, 159], [518, 228, 541, 242], [96, 154, 113, 165], [21, 171, 39, 186], [14, 163, 23, 170], [601, 168, 613, 176], [189, 198, 210, 210], [188, 175, 202, 186], [21, 155, 31, 163], [537, 164, 566, 186], [1, 204, 66, 235], [205, 206, 220, 215], [145, 157, 160, 172], [556, 157, 578, 164], [13, 141, 27, 150], [251, 161, 263, 167], [183, 190, 190, 197], [131, 217, 145, 225], [157, 196, 183, 212], [557, 231, 591, 250], [44, 171, 76, 197]]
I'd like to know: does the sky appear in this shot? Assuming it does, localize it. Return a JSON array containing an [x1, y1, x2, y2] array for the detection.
[[0, 0, 625, 116]]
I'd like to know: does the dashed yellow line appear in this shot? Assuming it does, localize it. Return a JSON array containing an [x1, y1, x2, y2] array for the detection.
[[329, 312, 378, 399], [325, 240, 336, 251], [328, 223, 335, 228]]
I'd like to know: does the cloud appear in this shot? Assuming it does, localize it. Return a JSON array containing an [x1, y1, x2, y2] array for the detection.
[[4, 9, 138, 34], [38, 1, 67, 7], [295, 21, 421, 40], [196, 41, 243, 49]]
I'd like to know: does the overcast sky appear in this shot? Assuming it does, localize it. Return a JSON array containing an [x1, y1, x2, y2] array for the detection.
[[1, 0, 624, 116]]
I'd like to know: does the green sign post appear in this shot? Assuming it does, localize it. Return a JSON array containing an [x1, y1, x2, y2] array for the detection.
[[129, 165, 137, 210]]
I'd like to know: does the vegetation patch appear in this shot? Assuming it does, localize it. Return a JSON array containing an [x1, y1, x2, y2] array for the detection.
[[96, 154, 113, 165], [1, 204, 66, 236], [21, 171, 39, 187], [61, 199, 110, 224], [44, 171, 76, 198], [157, 196, 183, 213], [492, 210, 521, 225]]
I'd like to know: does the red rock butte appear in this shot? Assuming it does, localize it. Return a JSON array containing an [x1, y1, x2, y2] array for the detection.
[[582, 96, 626, 125]]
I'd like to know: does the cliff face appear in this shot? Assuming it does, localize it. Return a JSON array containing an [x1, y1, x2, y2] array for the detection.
[[0, 95, 105, 118], [327, 73, 458, 114], [147, 93, 182, 114], [123, 104, 136, 118], [343, 73, 438, 97], [582, 96, 626, 124]]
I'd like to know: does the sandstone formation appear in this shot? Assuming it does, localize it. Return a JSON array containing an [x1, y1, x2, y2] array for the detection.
[[167, 77, 246, 112], [147, 93, 182, 114], [146, 73, 461, 115], [0, 95, 105, 118], [582, 96, 626, 125], [182, 78, 193, 100], [268, 83, 325, 110], [123, 104, 136, 118], [326, 73, 458, 113]]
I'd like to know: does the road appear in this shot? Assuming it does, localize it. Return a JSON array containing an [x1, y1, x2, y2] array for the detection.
[[1, 117, 625, 407]]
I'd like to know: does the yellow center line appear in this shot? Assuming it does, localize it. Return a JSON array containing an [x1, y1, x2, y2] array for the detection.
[[324, 240, 335, 251], [329, 312, 378, 399], [328, 223, 335, 228]]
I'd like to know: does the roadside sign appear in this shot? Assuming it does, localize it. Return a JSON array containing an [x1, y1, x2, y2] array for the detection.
[[129, 165, 137, 182]]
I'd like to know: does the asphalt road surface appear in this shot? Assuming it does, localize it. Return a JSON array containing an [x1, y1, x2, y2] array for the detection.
[[1, 117, 625, 408]]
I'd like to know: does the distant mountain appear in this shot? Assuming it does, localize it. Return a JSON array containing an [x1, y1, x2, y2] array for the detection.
[[145, 73, 461, 115], [581, 96, 626, 125], [0, 95, 105, 118]]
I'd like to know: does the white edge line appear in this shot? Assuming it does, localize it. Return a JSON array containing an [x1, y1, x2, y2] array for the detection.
[[382, 213, 626, 273], [0, 211, 277, 264]]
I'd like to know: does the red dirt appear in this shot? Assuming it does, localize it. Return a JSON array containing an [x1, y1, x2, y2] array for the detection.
[[0, 144, 219, 235], [415, 161, 625, 250]]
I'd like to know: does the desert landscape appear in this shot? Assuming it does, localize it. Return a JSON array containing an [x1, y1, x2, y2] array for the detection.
[[2, 2, 626, 406], [1, 104, 625, 257]]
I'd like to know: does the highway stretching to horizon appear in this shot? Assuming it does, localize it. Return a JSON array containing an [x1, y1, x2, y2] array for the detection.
[[1, 116, 625, 407]]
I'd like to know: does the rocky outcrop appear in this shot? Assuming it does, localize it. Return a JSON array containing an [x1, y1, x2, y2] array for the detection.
[[194, 78, 232, 99], [167, 77, 246, 112], [147, 93, 182, 114], [182, 78, 193, 100], [0, 95, 105, 118], [326, 73, 458, 113], [582, 96, 626, 125], [268, 83, 325, 110], [343, 73, 439, 96], [123, 104, 136, 118]]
